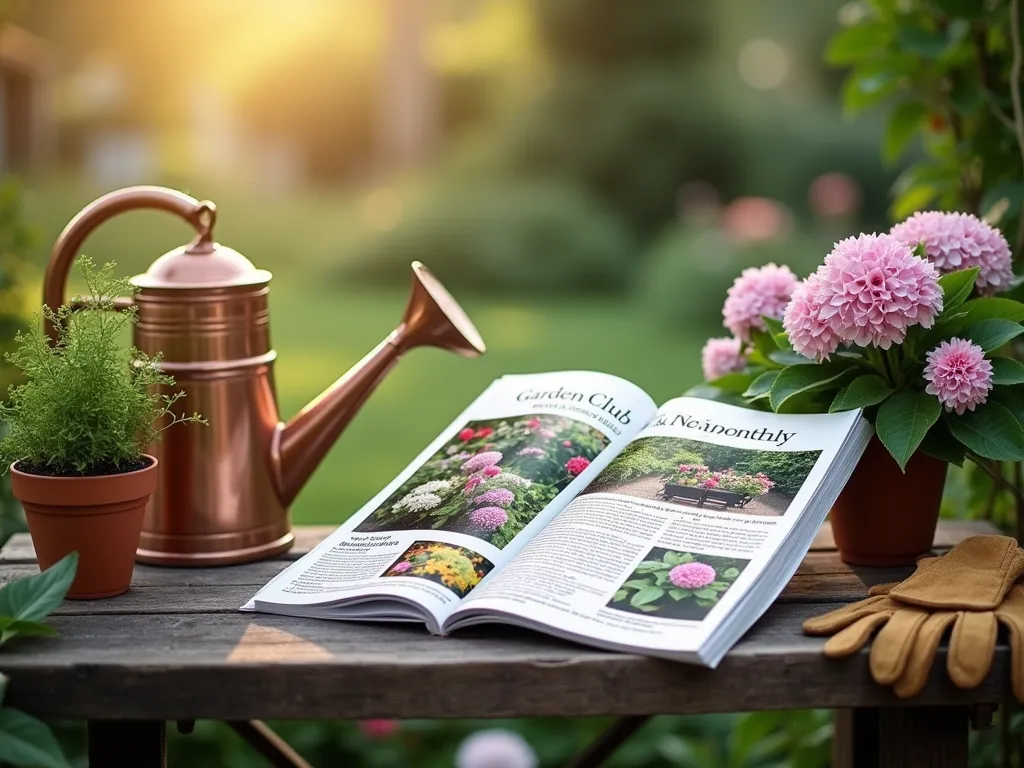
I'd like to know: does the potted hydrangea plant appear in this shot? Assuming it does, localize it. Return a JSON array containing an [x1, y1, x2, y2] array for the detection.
[[696, 211, 1024, 565], [0, 258, 203, 598]]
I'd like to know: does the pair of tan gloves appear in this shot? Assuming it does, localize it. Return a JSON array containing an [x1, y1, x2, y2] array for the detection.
[[803, 535, 1024, 699]]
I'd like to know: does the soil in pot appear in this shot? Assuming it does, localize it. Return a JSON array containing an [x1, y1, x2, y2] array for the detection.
[[10, 456, 158, 599]]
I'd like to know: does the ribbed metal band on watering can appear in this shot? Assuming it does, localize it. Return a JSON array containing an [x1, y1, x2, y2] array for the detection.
[[44, 185, 487, 566]]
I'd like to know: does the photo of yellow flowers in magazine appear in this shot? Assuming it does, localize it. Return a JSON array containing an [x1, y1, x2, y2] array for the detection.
[[382, 540, 495, 598]]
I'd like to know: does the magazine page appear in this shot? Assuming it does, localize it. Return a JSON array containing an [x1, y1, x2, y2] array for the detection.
[[243, 371, 658, 630], [445, 396, 866, 661]]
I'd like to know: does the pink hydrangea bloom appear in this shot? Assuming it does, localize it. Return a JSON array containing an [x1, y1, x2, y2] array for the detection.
[[787, 234, 943, 356], [526, 418, 541, 430], [458, 427, 475, 441], [563, 440, 572, 447], [469, 506, 508, 531], [890, 211, 1014, 294], [473, 488, 515, 508], [783, 274, 842, 361], [390, 561, 411, 574], [668, 562, 717, 589], [701, 337, 746, 381], [464, 476, 484, 494], [924, 337, 993, 415], [482, 465, 502, 478], [462, 451, 503, 473], [360, 719, 400, 739], [455, 729, 538, 768], [565, 456, 591, 476], [722, 263, 799, 341], [539, 429, 556, 439], [518, 447, 544, 457]]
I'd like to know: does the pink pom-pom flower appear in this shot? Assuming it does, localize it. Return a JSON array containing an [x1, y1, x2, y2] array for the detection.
[[518, 447, 544, 457], [390, 561, 412, 574], [482, 465, 501, 478], [462, 451, 503, 473], [924, 337, 993, 415], [473, 488, 515, 508], [701, 337, 747, 381], [722, 263, 799, 341], [565, 456, 591, 476], [783, 274, 842, 361], [469, 506, 508, 531], [668, 562, 717, 589], [785, 233, 942, 357], [890, 211, 1014, 294]]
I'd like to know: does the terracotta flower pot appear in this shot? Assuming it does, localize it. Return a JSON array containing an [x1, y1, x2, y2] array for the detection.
[[829, 438, 947, 567], [10, 457, 158, 599]]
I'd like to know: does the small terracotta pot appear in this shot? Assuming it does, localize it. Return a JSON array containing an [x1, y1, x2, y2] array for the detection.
[[10, 457, 158, 599], [829, 438, 947, 566]]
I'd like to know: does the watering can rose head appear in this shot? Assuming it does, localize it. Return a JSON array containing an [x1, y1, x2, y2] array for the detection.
[[689, 210, 1024, 473]]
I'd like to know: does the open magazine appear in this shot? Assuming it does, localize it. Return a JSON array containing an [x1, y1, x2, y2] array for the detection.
[[244, 371, 872, 667]]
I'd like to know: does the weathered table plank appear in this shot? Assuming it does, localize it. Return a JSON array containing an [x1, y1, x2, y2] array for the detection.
[[0, 519, 995, 564], [0, 605, 1009, 721], [0, 520, 1005, 724]]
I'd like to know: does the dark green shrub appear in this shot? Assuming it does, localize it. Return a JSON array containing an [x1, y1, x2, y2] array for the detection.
[[342, 179, 636, 294]]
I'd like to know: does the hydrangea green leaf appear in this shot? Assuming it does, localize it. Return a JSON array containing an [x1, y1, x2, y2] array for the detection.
[[876, 391, 942, 471], [948, 402, 1024, 461], [829, 374, 894, 412]]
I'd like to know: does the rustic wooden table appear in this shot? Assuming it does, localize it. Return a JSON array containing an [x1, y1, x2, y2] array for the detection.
[[0, 521, 1009, 768]]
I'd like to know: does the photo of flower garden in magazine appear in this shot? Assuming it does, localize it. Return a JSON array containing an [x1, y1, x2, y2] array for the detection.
[[584, 436, 821, 517], [354, 414, 610, 548], [607, 547, 750, 622], [382, 541, 495, 598]]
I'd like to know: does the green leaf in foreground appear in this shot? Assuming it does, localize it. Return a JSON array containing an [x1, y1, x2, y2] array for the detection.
[[706, 372, 755, 394], [769, 362, 852, 413], [743, 371, 778, 400], [829, 374, 894, 412], [948, 401, 1024, 461], [0, 708, 72, 768], [966, 319, 1024, 353], [0, 552, 77, 625], [875, 391, 942, 471], [919, 423, 966, 467], [937, 267, 979, 313], [991, 357, 1024, 385], [630, 586, 665, 608]]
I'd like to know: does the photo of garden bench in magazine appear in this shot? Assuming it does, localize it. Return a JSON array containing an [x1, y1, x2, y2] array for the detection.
[[244, 370, 873, 667]]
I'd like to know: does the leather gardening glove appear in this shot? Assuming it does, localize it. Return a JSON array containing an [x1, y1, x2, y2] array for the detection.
[[804, 536, 1024, 698]]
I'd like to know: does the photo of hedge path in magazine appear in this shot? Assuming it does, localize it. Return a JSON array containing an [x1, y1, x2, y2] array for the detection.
[[355, 414, 610, 548], [608, 547, 750, 621], [383, 541, 495, 599], [585, 436, 821, 518], [244, 377, 872, 668]]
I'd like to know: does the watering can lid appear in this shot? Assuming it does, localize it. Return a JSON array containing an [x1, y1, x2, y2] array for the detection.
[[131, 239, 272, 290]]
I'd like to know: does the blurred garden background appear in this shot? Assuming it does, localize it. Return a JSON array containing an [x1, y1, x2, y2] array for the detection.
[[0, 0, 1008, 765]]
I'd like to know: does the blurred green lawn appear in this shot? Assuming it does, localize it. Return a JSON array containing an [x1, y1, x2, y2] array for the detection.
[[23, 179, 705, 523]]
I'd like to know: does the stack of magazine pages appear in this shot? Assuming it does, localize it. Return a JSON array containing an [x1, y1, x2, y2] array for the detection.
[[245, 371, 872, 668]]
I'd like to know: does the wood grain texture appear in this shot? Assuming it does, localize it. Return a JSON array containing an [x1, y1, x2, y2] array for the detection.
[[0, 519, 995, 563], [0, 520, 1003, 721]]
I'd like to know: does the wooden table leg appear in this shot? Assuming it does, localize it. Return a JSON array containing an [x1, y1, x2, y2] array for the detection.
[[833, 706, 969, 768], [88, 721, 166, 768]]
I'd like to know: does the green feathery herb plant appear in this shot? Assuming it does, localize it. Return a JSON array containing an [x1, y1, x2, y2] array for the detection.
[[0, 257, 204, 476]]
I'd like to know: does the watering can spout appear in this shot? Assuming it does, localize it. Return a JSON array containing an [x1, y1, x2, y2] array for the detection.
[[270, 262, 486, 507]]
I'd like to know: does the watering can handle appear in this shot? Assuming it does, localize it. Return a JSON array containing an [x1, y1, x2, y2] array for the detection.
[[43, 185, 216, 342]]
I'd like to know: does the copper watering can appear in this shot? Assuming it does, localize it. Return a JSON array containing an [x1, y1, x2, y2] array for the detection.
[[44, 186, 487, 566]]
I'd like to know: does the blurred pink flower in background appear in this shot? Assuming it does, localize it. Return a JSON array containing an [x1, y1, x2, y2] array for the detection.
[[808, 172, 861, 219], [565, 456, 591, 476], [719, 196, 792, 244], [359, 719, 399, 739]]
